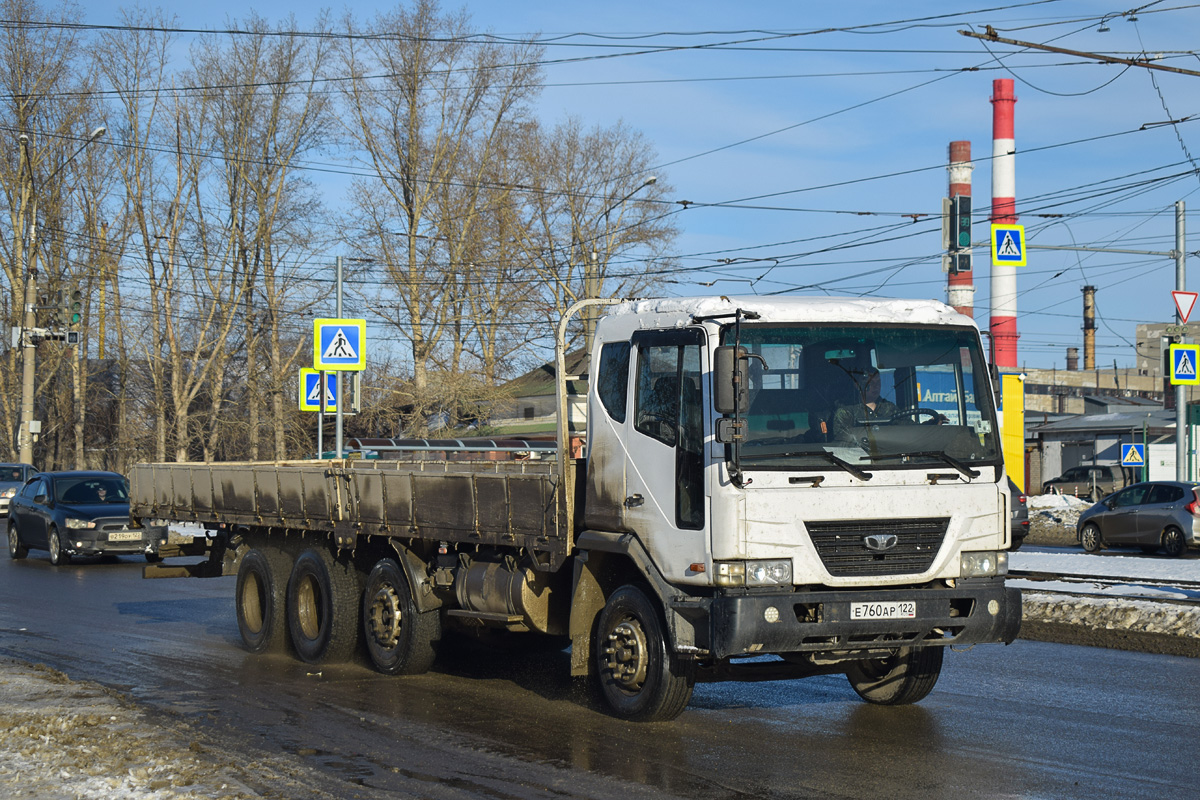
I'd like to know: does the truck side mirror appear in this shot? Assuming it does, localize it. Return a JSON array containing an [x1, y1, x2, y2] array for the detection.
[[714, 345, 750, 414]]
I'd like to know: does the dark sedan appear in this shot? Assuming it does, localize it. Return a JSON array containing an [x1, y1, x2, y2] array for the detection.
[[1077, 480, 1200, 557], [6, 471, 159, 565]]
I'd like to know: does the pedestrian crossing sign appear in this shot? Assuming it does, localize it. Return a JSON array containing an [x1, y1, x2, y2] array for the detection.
[[299, 368, 338, 412], [1170, 343, 1200, 385], [1120, 443, 1145, 467], [314, 318, 366, 371], [991, 224, 1027, 267]]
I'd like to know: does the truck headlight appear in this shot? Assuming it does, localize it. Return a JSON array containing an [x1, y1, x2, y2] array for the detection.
[[65, 517, 95, 530], [746, 560, 792, 586], [714, 562, 746, 587], [960, 550, 1007, 578], [714, 560, 792, 587]]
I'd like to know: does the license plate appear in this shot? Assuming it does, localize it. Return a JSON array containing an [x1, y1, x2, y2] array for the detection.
[[108, 531, 141, 542], [850, 601, 916, 620]]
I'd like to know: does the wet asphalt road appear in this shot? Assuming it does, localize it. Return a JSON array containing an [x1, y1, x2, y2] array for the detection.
[[1, 551, 1198, 800]]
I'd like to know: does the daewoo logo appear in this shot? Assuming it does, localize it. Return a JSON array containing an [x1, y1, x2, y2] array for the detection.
[[863, 534, 898, 552]]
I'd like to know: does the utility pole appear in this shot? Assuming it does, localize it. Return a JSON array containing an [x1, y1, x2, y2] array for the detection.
[[15, 126, 106, 465], [17, 136, 38, 464]]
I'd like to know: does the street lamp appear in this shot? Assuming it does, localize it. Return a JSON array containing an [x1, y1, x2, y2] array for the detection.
[[582, 175, 657, 353], [16, 125, 106, 464]]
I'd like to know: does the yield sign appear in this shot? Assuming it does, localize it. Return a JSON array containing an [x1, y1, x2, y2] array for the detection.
[[1173, 290, 1198, 324]]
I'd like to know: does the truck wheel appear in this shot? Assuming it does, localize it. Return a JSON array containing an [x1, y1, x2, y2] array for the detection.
[[1080, 523, 1103, 553], [362, 558, 441, 675], [8, 523, 27, 560], [1162, 527, 1187, 558], [236, 547, 292, 654], [594, 585, 694, 722], [287, 547, 360, 664], [48, 527, 70, 566], [846, 646, 943, 705]]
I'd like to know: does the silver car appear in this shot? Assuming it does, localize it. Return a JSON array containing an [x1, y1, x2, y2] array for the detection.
[[1077, 480, 1200, 557], [0, 463, 37, 516]]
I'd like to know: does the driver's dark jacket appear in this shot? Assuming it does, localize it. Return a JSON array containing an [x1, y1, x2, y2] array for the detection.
[[831, 398, 899, 444]]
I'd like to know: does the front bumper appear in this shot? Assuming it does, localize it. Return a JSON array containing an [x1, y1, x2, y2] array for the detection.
[[65, 530, 157, 557], [687, 579, 1021, 660]]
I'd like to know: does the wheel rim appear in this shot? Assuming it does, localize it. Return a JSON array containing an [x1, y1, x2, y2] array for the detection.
[[49, 530, 60, 563], [1083, 526, 1099, 550], [853, 652, 901, 681], [367, 582, 403, 649], [240, 573, 266, 634], [603, 617, 650, 693], [7, 527, 16, 555], [295, 574, 322, 640], [1165, 530, 1185, 556]]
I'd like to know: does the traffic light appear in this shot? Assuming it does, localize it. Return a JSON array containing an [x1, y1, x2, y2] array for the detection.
[[951, 195, 972, 250], [948, 195, 973, 274], [65, 289, 82, 325]]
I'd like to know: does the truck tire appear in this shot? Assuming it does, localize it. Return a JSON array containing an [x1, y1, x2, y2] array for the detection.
[[594, 585, 694, 722], [362, 558, 441, 675], [846, 646, 943, 705], [287, 547, 360, 664], [236, 547, 292, 654]]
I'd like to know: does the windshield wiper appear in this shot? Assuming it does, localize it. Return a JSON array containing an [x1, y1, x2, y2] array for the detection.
[[742, 449, 873, 481], [871, 451, 980, 480]]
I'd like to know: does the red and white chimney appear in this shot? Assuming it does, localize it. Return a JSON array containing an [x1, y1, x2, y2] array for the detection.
[[947, 141, 974, 316], [990, 79, 1018, 367]]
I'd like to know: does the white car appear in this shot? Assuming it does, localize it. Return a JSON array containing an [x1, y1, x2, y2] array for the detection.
[[0, 463, 37, 516]]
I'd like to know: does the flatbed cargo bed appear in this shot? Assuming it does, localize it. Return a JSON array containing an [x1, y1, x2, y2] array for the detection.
[[129, 458, 581, 568]]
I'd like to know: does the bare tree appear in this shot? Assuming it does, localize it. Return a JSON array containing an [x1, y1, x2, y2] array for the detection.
[[518, 117, 679, 340], [0, 0, 103, 468], [189, 13, 336, 460], [338, 0, 542, 434]]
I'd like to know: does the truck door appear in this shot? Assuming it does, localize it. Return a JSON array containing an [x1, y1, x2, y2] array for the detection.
[[623, 328, 709, 581]]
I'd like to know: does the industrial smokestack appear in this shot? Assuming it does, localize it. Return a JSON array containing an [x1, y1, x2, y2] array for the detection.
[[989, 79, 1019, 368], [1082, 285, 1096, 370], [1066, 347, 1079, 371], [947, 141, 974, 316]]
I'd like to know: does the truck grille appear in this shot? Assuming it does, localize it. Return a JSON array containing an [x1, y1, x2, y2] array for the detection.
[[805, 517, 949, 577]]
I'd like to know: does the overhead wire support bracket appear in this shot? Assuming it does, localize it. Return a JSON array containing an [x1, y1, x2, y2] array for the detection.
[[959, 28, 1200, 79]]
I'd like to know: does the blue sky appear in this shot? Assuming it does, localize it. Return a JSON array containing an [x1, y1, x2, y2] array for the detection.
[[82, 1, 1200, 370]]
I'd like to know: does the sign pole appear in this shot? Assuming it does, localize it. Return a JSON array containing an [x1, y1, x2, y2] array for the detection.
[[335, 256, 344, 460], [318, 370, 325, 458], [1177, 201, 1187, 480]]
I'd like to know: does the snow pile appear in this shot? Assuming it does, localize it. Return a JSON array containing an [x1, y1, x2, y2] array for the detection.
[[1025, 493, 1093, 545], [1028, 494, 1092, 512], [1013, 549, 1200, 643], [1023, 593, 1200, 639], [0, 662, 261, 800]]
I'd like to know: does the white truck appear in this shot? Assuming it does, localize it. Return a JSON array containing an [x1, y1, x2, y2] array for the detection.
[[129, 296, 1021, 721]]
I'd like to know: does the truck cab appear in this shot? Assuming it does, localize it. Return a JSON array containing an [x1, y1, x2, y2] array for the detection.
[[575, 297, 1021, 719]]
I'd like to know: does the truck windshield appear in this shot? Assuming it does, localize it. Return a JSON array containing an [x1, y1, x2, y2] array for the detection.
[[722, 323, 1002, 471]]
